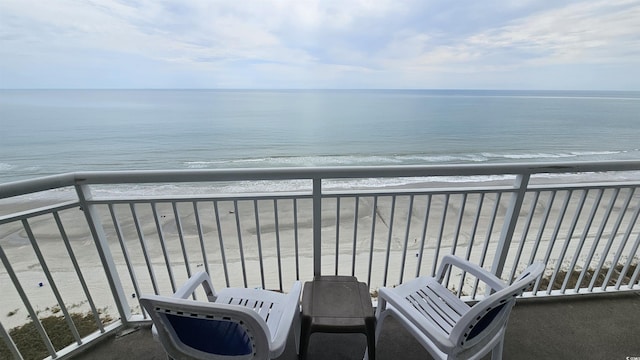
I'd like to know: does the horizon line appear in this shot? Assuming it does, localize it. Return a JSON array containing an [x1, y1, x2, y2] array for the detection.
[[1, 88, 639, 92]]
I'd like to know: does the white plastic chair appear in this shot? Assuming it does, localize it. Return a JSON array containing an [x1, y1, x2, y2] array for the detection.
[[140, 272, 302, 360], [373, 255, 544, 360]]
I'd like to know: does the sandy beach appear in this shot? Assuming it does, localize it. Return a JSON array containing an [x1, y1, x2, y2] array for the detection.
[[2, 184, 639, 329]]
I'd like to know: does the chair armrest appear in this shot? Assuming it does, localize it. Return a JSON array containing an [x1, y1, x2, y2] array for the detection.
[[172, 272, 217, 301], [436, 255, 506, 292], [270, 281, 302, 353], [378, 287, 455, 350]]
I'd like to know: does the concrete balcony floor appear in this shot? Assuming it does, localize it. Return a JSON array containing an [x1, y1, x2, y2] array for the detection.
[[76, 291, 640, 360]]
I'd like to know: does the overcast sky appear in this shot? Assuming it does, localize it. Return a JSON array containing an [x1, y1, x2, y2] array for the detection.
[[1, 0, 639, 90]]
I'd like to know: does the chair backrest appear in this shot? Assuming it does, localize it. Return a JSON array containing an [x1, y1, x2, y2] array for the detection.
[[140, 294, 271, 360], [450, 262, 545, 352]]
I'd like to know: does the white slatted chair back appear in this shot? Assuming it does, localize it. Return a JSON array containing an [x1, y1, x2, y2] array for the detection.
[[141, 295, 270, 360]]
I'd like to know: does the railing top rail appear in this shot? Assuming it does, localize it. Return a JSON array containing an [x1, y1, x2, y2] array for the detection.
[[2, 160, 640, 199]]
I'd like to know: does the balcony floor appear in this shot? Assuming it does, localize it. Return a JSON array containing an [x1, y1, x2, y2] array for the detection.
[[75, 291, 640, 360]]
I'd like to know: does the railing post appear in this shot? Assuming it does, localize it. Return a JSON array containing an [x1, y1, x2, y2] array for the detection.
[[313, 178, 322, 277], [75, 183, 131, 325], [491, 173, 530, 280], [0, 321, 22, 360]]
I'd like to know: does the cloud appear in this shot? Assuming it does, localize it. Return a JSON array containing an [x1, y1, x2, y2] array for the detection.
[[0, 0, 638, 89], [468, 0, 640, 65], [381, 0, 640, 67]]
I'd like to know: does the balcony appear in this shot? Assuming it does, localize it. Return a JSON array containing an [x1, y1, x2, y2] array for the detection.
[[1, 161, 639, 359], [79, 291, 640, 360]]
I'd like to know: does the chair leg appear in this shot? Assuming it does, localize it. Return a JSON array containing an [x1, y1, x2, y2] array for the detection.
[[374, 310, 389, 347], [299, 317, 311, 360], [365, 310, 390, 360], [490, 337, 504, 360], [294, 308, 301, 355], [365, 330, 376, 360]]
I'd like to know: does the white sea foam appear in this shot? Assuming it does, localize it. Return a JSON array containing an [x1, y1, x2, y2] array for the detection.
[[2, 169, 636, 205], [181, 149, 635, 172], [481, 150, 626, 161], [86, 176, 516, 198]]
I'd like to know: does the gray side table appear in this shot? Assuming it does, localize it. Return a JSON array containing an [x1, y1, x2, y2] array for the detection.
[[300, 275, 376, 360]]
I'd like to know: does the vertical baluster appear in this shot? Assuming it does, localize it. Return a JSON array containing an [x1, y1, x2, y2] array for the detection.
[[543, 190, 573, 295], [509, 191, 539, 282], [54, 211, 104, 331], [274, 199, 283, 292], [335, 197, 340, 276], [415, 195, 432, 278], [451, 193, 467, 254], [193, 201, 210, 275], [213, 200, 230, 287], [293, 198, 300, 281], [109, 204, 146, 311], [602, 191, 640, 291], [351, 196, 360, 277], [131, 203, 159, 294], [254, 199, 266, 289], [528, 191, 557, 266], [233, 200, 248, 288], [399, 195, 415, 285], [459, 193, 484, 296], [472, 192, 501, 299], [0, 321, 22, 360], [312, 178, 322, 277], [432, 194, 450, 277], [589, 188, 634, 291], [576, 188, 619, 292], [151, 202, 176, 293], [172, 202, 192, 280], [446, 193, 467, 286], [367, 196, 378, 287], [628, 244, 640, 289], [382, 196, 396, 287]]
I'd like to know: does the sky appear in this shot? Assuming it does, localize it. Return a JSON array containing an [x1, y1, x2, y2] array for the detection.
[[1, 0, 639, 90]]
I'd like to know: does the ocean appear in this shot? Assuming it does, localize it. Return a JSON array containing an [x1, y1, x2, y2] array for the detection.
[[1, 89, 639, 194]]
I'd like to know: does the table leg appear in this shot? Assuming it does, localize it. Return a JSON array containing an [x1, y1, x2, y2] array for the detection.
[[299, 317, 311, 360], [365, 317, 376, 360]]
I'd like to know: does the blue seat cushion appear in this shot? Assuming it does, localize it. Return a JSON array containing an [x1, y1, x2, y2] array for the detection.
[[166, 314, 253, 355], [467, 303, 506, 341]]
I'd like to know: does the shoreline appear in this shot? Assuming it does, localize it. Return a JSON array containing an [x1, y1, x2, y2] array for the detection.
[[2, 169, 638, 205]]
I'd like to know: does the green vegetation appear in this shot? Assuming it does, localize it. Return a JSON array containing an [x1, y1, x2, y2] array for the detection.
[[0, 312, 112, 360], [540, 262, 637, 291]]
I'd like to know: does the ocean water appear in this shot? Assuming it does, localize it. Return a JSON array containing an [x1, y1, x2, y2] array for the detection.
[[1, 89, 639, 194]]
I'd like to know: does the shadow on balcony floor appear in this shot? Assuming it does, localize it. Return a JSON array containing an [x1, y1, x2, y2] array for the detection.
[[76, 291, 640, 360]]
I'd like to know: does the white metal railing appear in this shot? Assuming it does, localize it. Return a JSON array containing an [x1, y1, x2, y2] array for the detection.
[[0, 161, 639, 359]]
